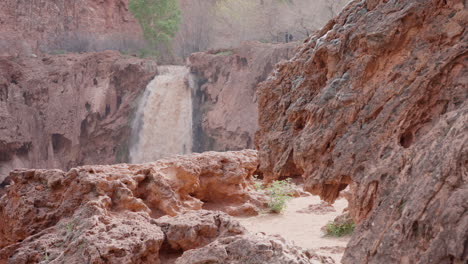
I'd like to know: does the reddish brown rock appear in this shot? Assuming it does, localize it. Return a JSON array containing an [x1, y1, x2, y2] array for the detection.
[[189, 41, 297, 152], [0, 205, 164, 264], [156, 210, 246, 251], [0, 51, 157, 182], [175, 233, 335, 264], [0, 150, 329, 263], [296, 201, 336, 215], [0, 150, 260, 249], [0, 0, 144, 56], [256, 0, 467, 263]]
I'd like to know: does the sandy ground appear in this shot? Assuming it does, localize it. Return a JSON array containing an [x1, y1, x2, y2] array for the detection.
[[236, 195, 350, 263]]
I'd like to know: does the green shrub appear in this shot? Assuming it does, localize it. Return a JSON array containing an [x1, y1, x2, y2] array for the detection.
[[325, 220, 355, 237], [257, 178, 296, 213]]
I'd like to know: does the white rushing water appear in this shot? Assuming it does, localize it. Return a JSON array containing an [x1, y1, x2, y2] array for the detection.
[[130, 66, 192, 163]]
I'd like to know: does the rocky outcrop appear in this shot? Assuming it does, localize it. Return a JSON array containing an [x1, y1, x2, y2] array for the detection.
[[0, 51, 157, 182], [0, 150, 261, 248], [256, 0, 467, 263], [0, 0, 144, 56], [0, 150, 331, 263], [189, 41, 297, 152], [156, 210, 246, 251], [175, 233, 335, 264]]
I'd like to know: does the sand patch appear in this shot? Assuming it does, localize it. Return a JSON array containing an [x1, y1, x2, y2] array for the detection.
[[236, 195, 350, 263]]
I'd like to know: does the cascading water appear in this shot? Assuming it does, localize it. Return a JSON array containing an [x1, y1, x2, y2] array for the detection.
[[129, 66, 192, 163]]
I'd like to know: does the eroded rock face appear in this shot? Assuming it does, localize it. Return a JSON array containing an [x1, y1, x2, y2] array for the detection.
[[0, 0, 144, 56], [256, 0, 467, 263], [0, 205, 164, 264], [189, 41, 297, 152], [0, 150, 330, 263], [0, 150, 259, 248], [0, 51, 157, 182], [156, 210, 246, 251]]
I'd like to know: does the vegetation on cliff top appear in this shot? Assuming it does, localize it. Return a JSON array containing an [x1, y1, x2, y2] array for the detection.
[[129, 0, 181, 59]]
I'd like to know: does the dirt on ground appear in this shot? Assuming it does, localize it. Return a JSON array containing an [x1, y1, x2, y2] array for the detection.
[[236, 195, 350, 263]]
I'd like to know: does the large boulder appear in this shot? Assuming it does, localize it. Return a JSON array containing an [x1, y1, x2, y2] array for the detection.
[[156, 210, 246, 251], [256, 0, 467, 263]]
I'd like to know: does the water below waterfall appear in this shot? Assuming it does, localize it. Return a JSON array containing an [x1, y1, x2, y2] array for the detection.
[[130, 66, 192, 163]]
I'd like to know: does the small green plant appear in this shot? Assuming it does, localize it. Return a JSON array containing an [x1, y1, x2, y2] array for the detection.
[[263, 179, 296, 213], [214, 50, 233, 56], [325, 221, 355, 237], [252, 175, 263, 190], [65, 221, 75, 239], [43, 251, 50, 262], [66, 222, 74, 233]]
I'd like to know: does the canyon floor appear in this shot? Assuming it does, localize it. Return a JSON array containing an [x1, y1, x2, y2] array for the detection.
[[237, 194, 350, 263]]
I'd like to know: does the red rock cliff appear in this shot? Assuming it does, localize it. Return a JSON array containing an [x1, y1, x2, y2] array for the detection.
[[189, 42, 296, 152], [256, 0, 467, 263], [0, 0, 144, 56], [0, 51, 157, 182]]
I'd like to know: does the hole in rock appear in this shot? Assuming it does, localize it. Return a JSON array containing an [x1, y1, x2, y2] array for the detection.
[[51, 134, 71, 153], [80, 120, 88, 136], [294, 117, 305, 130], [0, 151, 12, 162], [116, 96, 122, 109], [105, 104, 111, 116], [412, 221, 419, 236], [16, 143, 31, 156], [399, 130, 414, 148], [159, 250, 184, 264]]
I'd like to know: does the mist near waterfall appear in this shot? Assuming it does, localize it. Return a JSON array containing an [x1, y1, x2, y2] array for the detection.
[[129, 66, 192, 163]]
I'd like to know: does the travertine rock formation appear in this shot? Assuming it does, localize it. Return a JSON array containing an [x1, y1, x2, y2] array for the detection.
[[0, 0, 144, 56], [256, 0, 467, 263], [189, 41, 297, 152], [175, 233, 335, 264], [0, 150, 260, 248], [0, 150, 330, 264], [156, 210, 246, 251], [0, 51, 157, 182]]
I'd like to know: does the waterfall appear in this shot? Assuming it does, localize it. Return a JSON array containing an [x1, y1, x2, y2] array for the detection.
[[130, 66, 192, 163]]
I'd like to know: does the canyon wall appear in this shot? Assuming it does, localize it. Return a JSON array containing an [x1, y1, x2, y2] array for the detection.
[[256, 0, 467, 263], [189, 41, 297, 152], [0, 51, 157, 182], [0, 0, 144, 56]]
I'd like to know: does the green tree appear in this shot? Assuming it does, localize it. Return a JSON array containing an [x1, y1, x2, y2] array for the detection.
[[129, 0, 181, 57]]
